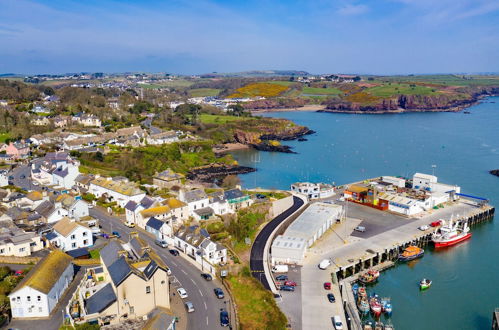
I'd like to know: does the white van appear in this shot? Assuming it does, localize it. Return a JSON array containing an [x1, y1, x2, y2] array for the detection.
[[319, 259, 331, 270], [332, 315, 343, 329], [271, 265, 289, 273]]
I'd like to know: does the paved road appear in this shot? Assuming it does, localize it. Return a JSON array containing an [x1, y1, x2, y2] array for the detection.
[[249, 196, 304, 290], [9, 164, 41, 191], [89, 208, 232, 330]]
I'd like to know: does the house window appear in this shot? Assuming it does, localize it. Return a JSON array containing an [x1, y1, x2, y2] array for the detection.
[[83, 232, 87, 237], [19, 247, 25, 252], [146, 286, 151, 294], [30, 242, 36, 247], [83, 240, 88, 245], [130, 306, 134, 314], [37, 296, 41, 301], [39, 307, 42, 312], [71, 243, 76, 248], [71, 234, 75, 240], [161, 280, 165, 284], [0, 249, 4, 253], [27, 296, 31, 302]]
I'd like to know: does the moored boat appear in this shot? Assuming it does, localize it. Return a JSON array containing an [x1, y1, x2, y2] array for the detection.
[[375, 321, 384, 330], [432, 220, 471, 248], [359, 269, 380, 284], [420, 278, 432, 290], [384, 322, 394, 330], [358, 286, 367, 299], [358, 297, 370, 314], [363, 321, 374, 330], [381, 297, 392, 316], [398, 245, 424, 261], [352, 283, 359, 296], [384, 302, 393, 316], [369, 296, 382, 316]]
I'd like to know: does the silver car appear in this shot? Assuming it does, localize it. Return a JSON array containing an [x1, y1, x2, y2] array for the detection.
[[185, 301, 194, 313], [155, 239, 168, 248]]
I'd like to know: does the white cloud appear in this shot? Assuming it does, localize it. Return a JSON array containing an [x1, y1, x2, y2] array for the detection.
[[337, 4, 369, 16]]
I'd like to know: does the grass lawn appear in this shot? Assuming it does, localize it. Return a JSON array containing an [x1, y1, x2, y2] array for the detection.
[[366, 83, 438, 97], [197, 114, 254, 124], [189, 88, 221, 97], [79, 164, 125, 177], [89, 249, 101, 259], [228, 271, 287, 330], [0, 133, 10, 143], [302, 86, 343, 95]]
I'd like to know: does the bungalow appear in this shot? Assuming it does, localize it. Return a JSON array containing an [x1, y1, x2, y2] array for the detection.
[[6, 141, 30, 159], [223, 188, 253, 212], [9, 250, 74, 318], [0, 227, 43, 257], [89, 177, 146, 208], [146, 131, 178, 145], [47, 217, 93, 252], [152, 169, 184, 189], [32, 117, 51, 126]]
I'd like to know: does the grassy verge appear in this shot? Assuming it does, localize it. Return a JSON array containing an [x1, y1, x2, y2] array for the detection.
[[197, 114, 254, 124], [227, 268, 287, 330]]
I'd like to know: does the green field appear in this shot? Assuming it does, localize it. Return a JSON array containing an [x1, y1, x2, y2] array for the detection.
[[379, 74, 499, 86], [366, 83, 438, 97], [197, 114, 254, 124], [140, 79, 195, 89], [302, 87, 343, 95], [189, 88, 221, 97], [0, 133, 10, 143], [268, 81, 296, 86]]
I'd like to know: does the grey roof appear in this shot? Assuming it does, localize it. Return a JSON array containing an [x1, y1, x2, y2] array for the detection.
[[145, 310, 176, 330], [183, 189, 208, 203], [224, 189, 244, 200], [107, 256, 132, 286], [66, 247, 89, 258], [124, 200, 138, 211], [129, 237, 145, 258], [45, 232, 58, 240], [146, 217, 164, 231], [142, 258, 158, 279], [85, 283, 117, 314], [35, 200, 55, 218], [53, 167, 69, 178], [100, 240, 123, 267], [140, 196, 156, 209], [194, 207, 214, 217]]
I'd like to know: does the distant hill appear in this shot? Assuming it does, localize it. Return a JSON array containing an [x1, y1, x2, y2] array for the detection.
[[200, 70, 309, 78], [0, 73, 22, 78]]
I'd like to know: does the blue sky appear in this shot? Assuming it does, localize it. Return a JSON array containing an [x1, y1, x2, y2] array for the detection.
[[1, 0, 499, 75]]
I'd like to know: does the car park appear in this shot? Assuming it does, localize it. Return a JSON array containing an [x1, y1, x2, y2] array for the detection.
[[279, 285, 295, 292], [220, 309, 229, 327], [284, 281, 297, 287], [201, 273, 213, 281], [324, 282, 331, 290], [154, 239, 168, 248], [185, 301, 194, 313], [169, 249, 180, 256], [177, 288, 188, 299], [327, 293, 336, 303], [214, 288, 224, 299], [354, 226, 366, 232], [275, 275, 288, 281]]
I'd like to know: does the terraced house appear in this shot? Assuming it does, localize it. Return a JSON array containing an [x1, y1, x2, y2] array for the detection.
[[89, 176, 146, 208], [9, 250, 74, 318]]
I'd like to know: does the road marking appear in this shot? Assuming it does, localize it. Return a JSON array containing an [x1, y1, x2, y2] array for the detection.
[[170, 261, 177, 266], [198, 289, 203, 297], [181, 269, 188, 275], [206, 316, 209, 326], [204, 301, 207, 309], [190, 278, 196, 285]]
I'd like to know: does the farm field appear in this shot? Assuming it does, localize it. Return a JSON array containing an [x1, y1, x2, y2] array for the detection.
[[189, 88, 221, 97], [301, 86, 343, 95], [197, 114, 254, 124], [365, 83, 438, 97], [228, 82, 289, 98]]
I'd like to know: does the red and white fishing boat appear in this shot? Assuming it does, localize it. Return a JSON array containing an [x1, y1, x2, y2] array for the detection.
[[432, 219, 471, 248]]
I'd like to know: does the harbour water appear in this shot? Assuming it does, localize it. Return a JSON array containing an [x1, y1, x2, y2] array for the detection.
[[232, 97, 499, 329]]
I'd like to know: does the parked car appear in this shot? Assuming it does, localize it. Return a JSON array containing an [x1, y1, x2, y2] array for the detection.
[[430, 220, 442, 227], [332, 315, 343, 330], [20, 175, 25, 179], [214, 288, 224, 299], [354, 226, 366, 232], [279, 285, 295, 292], [14, 270, 25, 277], [169, 249, 180, 256], [419, 225, 429, 231], [154, 239, 168, 248], [327, 293, 336, 303], [100, 233, 110, 239], [284, 281, 297, 287], [185, 301, 194, 313], [271, 265, 289, 273], [220, 309, 229, 327], [165, 267, 172, 276], [324, 282, 331, 290], [319, 259, 331, 270], [112, 231, 121, 238], [124, 222, 135, 228], [32, 181, 39, 186], [275, 274, 288, 281], [255, 193, 266, 199], [201, 273, 213, 281], [177, 288, 188, 299]]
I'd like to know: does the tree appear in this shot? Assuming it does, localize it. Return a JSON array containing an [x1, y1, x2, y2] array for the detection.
[[94, 151, 104, 162], [222, 175, 241, 189], [43, 87, 55, 96]]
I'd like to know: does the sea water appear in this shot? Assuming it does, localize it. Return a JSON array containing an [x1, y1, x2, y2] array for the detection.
[[231, 97, 499, 330]]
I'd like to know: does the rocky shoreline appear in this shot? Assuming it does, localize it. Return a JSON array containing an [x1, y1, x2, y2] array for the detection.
[[186, 163, 256, 182]]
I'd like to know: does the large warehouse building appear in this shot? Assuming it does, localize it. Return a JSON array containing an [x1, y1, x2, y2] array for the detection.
[[271, 202, 343, 265]]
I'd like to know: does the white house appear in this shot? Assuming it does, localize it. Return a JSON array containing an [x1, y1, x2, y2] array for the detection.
[[89, 177, 146, 208], [179, 189, 210, 217], [145, 217, 174, 244], [291, 182, 335, 200], [56, 194, 89, 220], [0, 227, 44, 257], [124, 196, 157, 226], [35, 200, 68, 223], [47, 217, 93, 251], [174, 225, 227, 267], [9, 250, 74, 318], [52, 162, 80, 189], [0, 170, 9, 187]]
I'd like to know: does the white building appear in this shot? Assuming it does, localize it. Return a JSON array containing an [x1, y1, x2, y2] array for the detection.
[[35, 200, 68, 223], [381, 176, 406, 188], [174, 225, 227, 268], [291, 182, 335, 200], [271, 202, 343, 265], [0, 170, 9, 187], [412, 173, 437, 190], [9, 250, 74, 318], [56, 194, 89, 220], [0, 227, 44, 257], [89, 177, 146, 208], [179, 189, 210, 217], [47, 217, 93, 251]]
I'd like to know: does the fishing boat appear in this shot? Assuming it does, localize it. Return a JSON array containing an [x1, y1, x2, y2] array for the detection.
[[352, 283, 359, 296], [381, 297, 392, 316], [358, 297, 370, 314], [420, 278, 432, 290], [384, 302, 393, 316], [359, 269, 380, 284], [398, 245, 424, 261], [384, 322, 394, 330], [432, 220, 471, 248], [363, 321, 374, 330], [369, 296, 382, 316], [358, 286, 368, 299], [375, 321, 384, 330]]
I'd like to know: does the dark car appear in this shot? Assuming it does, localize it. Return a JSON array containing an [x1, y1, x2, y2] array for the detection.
[[169, 249, 180, 256], [275, 275, 288, 281], [324, 282, 331, 290], [279, 285, 295, 292], [327, 293, 336, 303], [214, 288, 224, 299], [220, 309, 229, 327], [255, 193, 266, 199], [100, 233, 110, 239], [20, 175, 25, 179], [201, 273, 213, 281], [112, 231, 121, 238]]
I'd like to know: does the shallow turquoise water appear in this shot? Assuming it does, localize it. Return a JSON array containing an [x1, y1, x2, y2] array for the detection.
[[232, 98, 499, 329]]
